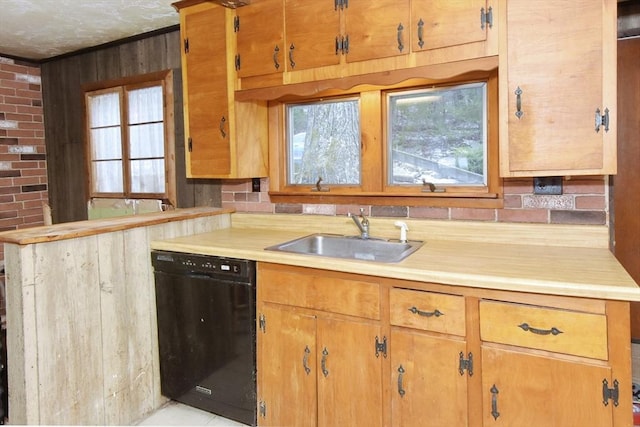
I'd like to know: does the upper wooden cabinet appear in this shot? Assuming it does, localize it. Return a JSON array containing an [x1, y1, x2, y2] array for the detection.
[[236, 0, 409, 79], [284, 0, 341, 71], [234, 0, 494, 85], [235, 0, 284, 79], [499, 0, 617, 177], [411, 0, 492, 53], [342, 0, 410, 63], [177, 1, 268, 178]]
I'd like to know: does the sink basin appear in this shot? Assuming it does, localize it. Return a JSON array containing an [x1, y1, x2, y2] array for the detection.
[[265, 233, 423, 263]]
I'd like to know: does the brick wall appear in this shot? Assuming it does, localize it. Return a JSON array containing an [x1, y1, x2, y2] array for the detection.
[[0, 56, 48, 269], [221, 176, 608, 225]]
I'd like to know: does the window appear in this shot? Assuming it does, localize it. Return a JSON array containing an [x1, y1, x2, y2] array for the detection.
[[387, 82, 487, 187], [272, 69, 500, 206], [286, 97, 360, 185], [84, 71, 175, 204]]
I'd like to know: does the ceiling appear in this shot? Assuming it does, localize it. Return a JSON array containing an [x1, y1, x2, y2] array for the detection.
[[0, 0, 180, 62]]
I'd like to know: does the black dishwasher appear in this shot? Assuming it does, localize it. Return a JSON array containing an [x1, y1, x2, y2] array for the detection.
[[151, 250, 256, 426]]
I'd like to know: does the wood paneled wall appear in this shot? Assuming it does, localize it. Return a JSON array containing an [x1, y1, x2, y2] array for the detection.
[[40, 29, 221, 224]]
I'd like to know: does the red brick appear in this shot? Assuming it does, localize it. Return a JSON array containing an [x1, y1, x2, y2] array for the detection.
[[451, 208, 496, 221], [497, 208, 549, 223], [563, 177, 606, 194], [575, 195, 606, 210], [408, 206, 449, 219]]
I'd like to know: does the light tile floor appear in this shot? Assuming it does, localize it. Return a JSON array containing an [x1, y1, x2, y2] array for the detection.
[[136, 401, 248, 426]]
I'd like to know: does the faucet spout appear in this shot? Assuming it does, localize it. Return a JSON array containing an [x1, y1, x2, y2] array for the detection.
[[349, 208, 369, 239]]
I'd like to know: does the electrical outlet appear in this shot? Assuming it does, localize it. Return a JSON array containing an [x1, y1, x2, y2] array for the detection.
[[533, 177, 563, 195], [252, 178, 261, 192]]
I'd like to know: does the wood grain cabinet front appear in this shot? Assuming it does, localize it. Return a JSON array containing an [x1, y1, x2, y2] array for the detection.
[[255, 264, 632, 427], [257, 263, 383, 427], [479, 299, 625, 427], [390, 288, 470, 427], [498, 0, 617, 177], [175, 1, 268, 178]]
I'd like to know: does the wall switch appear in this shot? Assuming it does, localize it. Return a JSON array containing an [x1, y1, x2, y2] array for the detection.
[[533, 177, 563, 195]]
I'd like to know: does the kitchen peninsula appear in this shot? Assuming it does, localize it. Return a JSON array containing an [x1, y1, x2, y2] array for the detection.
[[1, 209, 638, 425]]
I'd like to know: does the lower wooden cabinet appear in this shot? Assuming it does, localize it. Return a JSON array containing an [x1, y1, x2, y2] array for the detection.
[[481, 347, 614, 427], [256, 263, 632, 427], [390, 330, 469, 426], [257, 263, 383, 427]]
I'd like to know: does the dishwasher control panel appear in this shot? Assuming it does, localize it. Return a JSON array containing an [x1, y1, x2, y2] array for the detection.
[[151, 250, 254, 283]]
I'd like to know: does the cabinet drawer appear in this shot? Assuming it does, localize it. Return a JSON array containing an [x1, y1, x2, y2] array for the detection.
[[390, 288, 465, 336], [479, 300, 608, 360], [258, 264, 380, 320]]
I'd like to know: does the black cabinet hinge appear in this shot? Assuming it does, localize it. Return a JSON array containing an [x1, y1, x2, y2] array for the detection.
[[259, 313, 266, 333], [602, 379, 619, 407], [184, 37, 189, 54], [188, 137, 193, 152], [234, 16, 240, 32], [459, 352, 473, 376], [481, 7, 493, 30], [235, 54, 241, 71], [375, 336, 387, 358]]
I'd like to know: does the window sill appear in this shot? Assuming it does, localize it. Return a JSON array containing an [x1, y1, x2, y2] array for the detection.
[[268, 192, 504, 209]]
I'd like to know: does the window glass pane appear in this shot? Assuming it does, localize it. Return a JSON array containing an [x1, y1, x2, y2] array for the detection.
[[90, 127, 122, 160], [129, 123, 165, 158], [388, 83, 487, 186], [128, 86, 163, 124], [89, 92, 121, 127], [92, 161, 123, 193], [130, 159, 165, 193], [286, 98, 361, 185]]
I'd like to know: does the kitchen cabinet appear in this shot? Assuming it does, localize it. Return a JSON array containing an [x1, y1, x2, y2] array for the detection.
[[411, 0, 492, 53], [481, 348, 613, 426], [235, 0, 408, 81], [283, 0, 341, 72], [341, 0, 410, 64], [498, 0, 617, 177], [176, 1, 268, 178], [389, 288, 469, 426], [479, 300, 619, 426], [257, 263, 383, 427], [235, 0, 284, 79], [256, 262, 632, 426]]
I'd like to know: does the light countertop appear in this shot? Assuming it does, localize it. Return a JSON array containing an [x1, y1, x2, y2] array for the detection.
[[150, 214, 640, 302]]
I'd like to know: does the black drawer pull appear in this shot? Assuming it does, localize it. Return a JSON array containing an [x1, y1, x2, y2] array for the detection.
[[409, 306, 443, 318], [518, 323, 563, 336]]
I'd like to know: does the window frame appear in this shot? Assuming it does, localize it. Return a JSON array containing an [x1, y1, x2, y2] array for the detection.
[[83, 70, 176, 206], [268, 69, 502, 208]]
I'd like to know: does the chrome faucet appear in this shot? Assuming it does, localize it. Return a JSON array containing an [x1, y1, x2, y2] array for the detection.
[[349, 208, 370, 239]]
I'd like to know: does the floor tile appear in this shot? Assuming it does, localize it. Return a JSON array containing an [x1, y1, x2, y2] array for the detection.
[[136, 401, 247, 426]]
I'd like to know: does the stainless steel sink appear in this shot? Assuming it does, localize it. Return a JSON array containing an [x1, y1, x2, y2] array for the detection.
[[265, 233, 423, 263]]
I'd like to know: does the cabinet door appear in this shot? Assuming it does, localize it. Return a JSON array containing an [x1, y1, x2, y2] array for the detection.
[[257, 305, 317, 427], [182, 6, 231, 176], [344, 0, 410, 63], [391, 329, 469, 426], [411, 0, 489, 52], [316, 317, 383, 427], [481, 346, 613, 427], [500, 0, 616, 176], [236, 0, 284, 78], [285, 0, 341, 71]]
